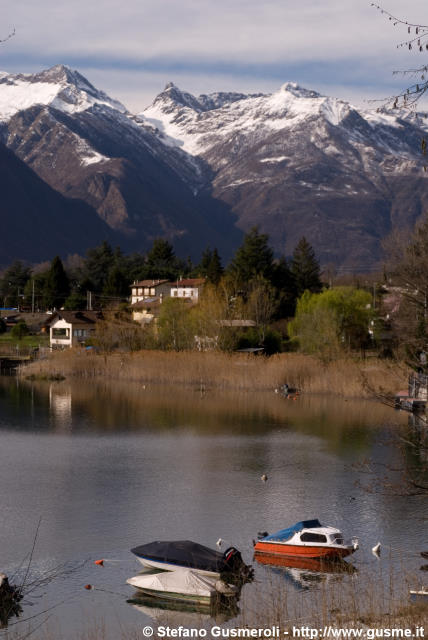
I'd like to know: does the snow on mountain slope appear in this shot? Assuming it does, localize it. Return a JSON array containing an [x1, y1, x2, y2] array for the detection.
[[0, 64, 126, 121], [2, 64, 428, 268], [138, 80, 428, 268], [0, 65, 241, 261], [140, 80, 428, 163]]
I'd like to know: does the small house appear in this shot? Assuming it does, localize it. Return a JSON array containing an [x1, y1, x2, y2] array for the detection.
[[47, 311, 103, 349], [131, 297, 162, 325], [170, 278, 205, 302], [130, 280, 170, 305]]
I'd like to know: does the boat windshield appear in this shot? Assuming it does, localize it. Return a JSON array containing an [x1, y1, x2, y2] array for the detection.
[[330, 534, 344, 544], [300, 532, 327, 543]]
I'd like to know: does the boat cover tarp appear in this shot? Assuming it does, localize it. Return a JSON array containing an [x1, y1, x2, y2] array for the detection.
[[131, 541, 227, 573], [127, 569, 216, 597], [261, 519, 322, 542]]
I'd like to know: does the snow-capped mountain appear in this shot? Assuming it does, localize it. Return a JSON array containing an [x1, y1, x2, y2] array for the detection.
[[1, 65, 428, 268], [0, 64, 127, 121], [0, 66, 241, 264], [138, 81, 428, 269]]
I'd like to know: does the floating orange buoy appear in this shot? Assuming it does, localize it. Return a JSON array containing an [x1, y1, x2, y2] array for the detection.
[[84, 584, 93, 590], [94, 559, 104, 566]]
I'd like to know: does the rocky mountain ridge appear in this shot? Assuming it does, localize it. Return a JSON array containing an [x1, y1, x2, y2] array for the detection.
[[1, 65, 428, 269]]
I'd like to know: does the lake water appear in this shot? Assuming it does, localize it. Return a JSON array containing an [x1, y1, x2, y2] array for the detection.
[[0, 376, 426, 638]]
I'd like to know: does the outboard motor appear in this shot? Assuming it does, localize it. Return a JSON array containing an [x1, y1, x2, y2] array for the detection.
[[222, 547, 254, 584]]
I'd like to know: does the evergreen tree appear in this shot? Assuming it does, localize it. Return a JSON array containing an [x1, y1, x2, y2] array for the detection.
[[145, 238, 179, 280], [103, 264, 129, 298], [198, 247, 223, 285], [82, 241, 115, 292], [290, 237, 322, 296], [228, 227, 274, 288], [0, 261, 31, 307], [271, 257, 297, 318], [23, 272, 48, 311], [206, 248, 223, 285], [43, 256, 70, 310], [63, 287, 87, 311]]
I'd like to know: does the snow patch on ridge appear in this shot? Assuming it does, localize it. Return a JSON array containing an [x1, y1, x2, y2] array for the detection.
[[260, 156, 288, 163]]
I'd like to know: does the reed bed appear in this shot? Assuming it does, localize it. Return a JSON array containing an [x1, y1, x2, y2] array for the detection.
[[22, 350, 407, 399]]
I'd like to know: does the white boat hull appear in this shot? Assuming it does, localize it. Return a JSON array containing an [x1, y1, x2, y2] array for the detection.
[[127, 569, 236, 605]]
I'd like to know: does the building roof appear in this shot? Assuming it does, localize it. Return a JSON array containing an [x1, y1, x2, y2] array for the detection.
[[131, 297, 161, 309], [171, 278, 205, 287], [131, 279, 169, 288], [47, 311, 103, 326]]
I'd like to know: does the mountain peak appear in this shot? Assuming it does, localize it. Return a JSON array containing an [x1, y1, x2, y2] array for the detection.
[[0, 65, 127, 121], [152, 83, 203, 113], [280, 82, 322, 99]]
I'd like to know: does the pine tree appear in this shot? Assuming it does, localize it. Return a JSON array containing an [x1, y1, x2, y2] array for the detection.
[[271, 257, 297, 317], [82, 241, 115, 292], [291, 237, 322, 297], [198, 247, 223, 284], [145, 238, 178, 279], [206, 248, 223, 285], [0, 261, 31, 307], [229, 227, 274, 287], [43, 256, 70, 310]]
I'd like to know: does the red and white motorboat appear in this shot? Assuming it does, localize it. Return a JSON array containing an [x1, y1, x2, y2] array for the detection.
[[254, 519, 358, 560]]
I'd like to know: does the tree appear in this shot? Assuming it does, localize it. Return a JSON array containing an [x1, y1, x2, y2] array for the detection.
[[271, 257, 297, 318], [82, 241, 115, 292], [23, 272, 48, 311], [157, 298, 194, 350], [290, 237, 322, 297], [11, 321, 29, 340], [198, 248, 223, 285], [245, 277, 277, 343], [145, 239, 180, 280], [384, 216, 428, 364], [228, 227, 274, 289], [42, 256, 70, 310], [0, 261, 31, 308], [63, 287, 87, 311], [288, 287, 373, 360], [102, 264, 129, 299], [372, 4, 428, 108]]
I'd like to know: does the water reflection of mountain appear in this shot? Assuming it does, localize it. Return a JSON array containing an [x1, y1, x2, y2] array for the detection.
[[254, 553, 357, 591], [0, 377, 407, 454]]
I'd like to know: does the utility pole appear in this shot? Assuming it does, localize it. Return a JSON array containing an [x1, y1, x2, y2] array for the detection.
[[87, 291, 93, 311], [31, 279, 35, 314]]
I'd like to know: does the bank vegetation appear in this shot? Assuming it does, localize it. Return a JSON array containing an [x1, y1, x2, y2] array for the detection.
[[21, 350, 407, 399]]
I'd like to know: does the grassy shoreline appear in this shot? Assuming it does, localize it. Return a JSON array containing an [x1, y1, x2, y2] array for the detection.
[[20, 350, 408, 399]]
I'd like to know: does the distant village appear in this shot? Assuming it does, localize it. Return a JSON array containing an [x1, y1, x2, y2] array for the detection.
[[0, 221, 425, 371]]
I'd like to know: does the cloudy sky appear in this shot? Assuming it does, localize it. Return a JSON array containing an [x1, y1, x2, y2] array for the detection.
[[1, 0, 427, 112]]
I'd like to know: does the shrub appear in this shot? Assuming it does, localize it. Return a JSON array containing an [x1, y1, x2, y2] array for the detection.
[[11, 321, 30, 340]]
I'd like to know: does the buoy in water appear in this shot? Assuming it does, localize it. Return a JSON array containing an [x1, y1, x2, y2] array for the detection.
[[94, 559, 104, 566], [84, 584, 93, 590]]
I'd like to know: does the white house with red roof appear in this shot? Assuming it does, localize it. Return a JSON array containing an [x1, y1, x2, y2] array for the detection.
[[130, 279, 170, 305], [170, 278, 205, 302]]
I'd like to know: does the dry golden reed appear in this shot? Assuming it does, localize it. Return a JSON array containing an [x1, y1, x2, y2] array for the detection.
[[22, 350, 407, 398]]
